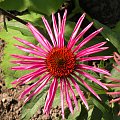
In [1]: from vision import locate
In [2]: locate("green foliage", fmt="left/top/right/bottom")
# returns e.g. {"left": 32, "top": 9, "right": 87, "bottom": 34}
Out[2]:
{"left": 93, "top": 19, "right": 120, "bottom": 53}
{"left": 66, "top": 101, "right": 81, "bottom": 120}
{"left": 21, "top": 85, "right": 49, "bottom": 120}
{"left": 0, "top": 0, "right": 65, "bottom": 16}
{"left": 0, "top": 27, "right": 36, "bottom": 88}
{"left": 0, "top": 0, "right": 29, "bottom": 12}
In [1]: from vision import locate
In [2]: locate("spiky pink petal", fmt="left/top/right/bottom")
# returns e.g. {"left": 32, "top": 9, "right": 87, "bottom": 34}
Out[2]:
{"left": 107, "top": 91, "right": 120, "bottom": 95}
{"left": 73, "top": 28, "right": 103, "bottom": 53}
{"left": 76, "top": 47, "right": 108, "bottom": 58}
{"left": 79, "top": 56, "right": 113, "bottom": 62}
{"left": 52, "top": 13, "right": 59, "bottom": 46}
{"left": 15, "top": 45, "right": 46, "bottom": 57}
{"left": 59, "top": 10, "right": 67, "bottom": 47}
{"left": 60, "top": 78, "right": 65, "bottom": 119}
{"left": 66, "top": 79, "right": 78, "bottom": 110}
{"left": 19, "top": 70, "right": 47, "bottom": 85}
{"left": 11, "top": 60, "right": 45, "bottom": 65}
{"left": 105, "top": 84, "right": 120, "bottom": 87}
{"left": 42, "top": 16, "right": 56, "bottom": 47}
{"left": 76, "top": 70, "right": 108, "bottom": 90}
{"left": 76, "top": 41, "right": 107, "bottom": 58}
{"left": 12, "top": 66, "right": 46, "bottom": 84}
{"left": 14, "top": 37, "right": 47, "bottom": 54}
{"left": 11, "top": 64, "right": 46, "bottom": 70}
{"left": 113, "top": 64, "right": 120, "bottom": 73}
{"left": 64, "top": 79, "right": 74, "bottom": 114}
{"left": 109, "top": 98, "right": 120, "bottom": 103}
{"left": 68, "top": 22, "right": 93, "bottom": 49}
{"left": 69, "top": 75, "right": 89, "bottom": 110}
{"left": 11, "top": 54, "right": 45, "bottom": 60}
{"left": 44, "top": 78, "right": 58, "bottom": 114}
{"left": 104, "top": 76, "right": 120, "bottom": 82}
{"left": 27, "top": 23, "right": 52, "bottom": 51}
{"left": 77, "top": 64, "right": 111, "bottom": 76}
{"left": 67, "top": 13, "right": 86, "bottom": 48}
{"left": 72, "top": 73, "right": 101, "bottom": 100}
{"left": 24, "top": 74, "right": 52, "bottom": 103}
{"left": 19, "top": 73, "right": 50, "bottom": 99}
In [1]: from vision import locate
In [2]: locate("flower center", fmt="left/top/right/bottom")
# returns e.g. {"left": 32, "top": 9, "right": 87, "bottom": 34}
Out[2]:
{"left": 46, "top": 47, "right": 75, "bottom": 77}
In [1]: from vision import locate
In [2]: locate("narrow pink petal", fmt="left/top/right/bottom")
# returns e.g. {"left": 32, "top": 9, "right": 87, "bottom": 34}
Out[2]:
{"left": 75, "top": 70, "right": 108, "bottom": 90}
{"left": 11, "top": 60, "right": 45, "bottom": 65}
{"left": 76, "top": 47, "right": 108, "bottom": 58}
{"left": 109, "top": 98, "right": 120, "bottom": 103}
{"left": 76, "top": 41, "right": 107, "bottom": 57}
{"left": 79, "top": 56, "right": 113, "bottom": 62}
{"left": 114, "top": 52, "right": 120, "bottom": 58}
{"left": 52, "top": 13, "right": 59, "bottom": 46}
{"left": 107, "top": 91, "right": 120, "bottom": 95}
{"left": 77, "top": 64, "right": 111, "bottom": 76}
{"left": 66, "top": 79, "right": 78, "bottom": 110}
{"left": 15, "top": 45, "right": 46, "bottom": 57}
{"left": 27, "top": 22, "right": 52, "bottom": 51}
{"left": 19, "top": 73, "right": 51, "bottom": 99}
{"left": 57, "top": 13, "right": 61, "bottom": 47}
{"left": 104, "top": 76, "right": 120, "bottom": 82}
{"left": 67, "top": 13, "right": 86, "bottom": 48}
{"left": 113, "top": 64, "right": 120, "bottom": 73}
{"left": 59, "top": 9, "right": 67, "bottom": 47}
{"left": 12, "top": 66, "right": 46, "bottom": 84}
{"left": 64, "top": 79, "right": 73, "bottom": 114}
{"left": 60, "top": 78, "right": 65, "bottom": 119}
{"left": 72, "top": 73, "right": 101, "bottom": 100}
{"left": 24, "top": 74, "right": 52, "bottom": 103}
{"left": 11, "top": 64, "right": 46, "bottom": 70}
{"left": 11, "top": 54, "right": 45, "bottom": 60}
{"left": 44, "top": 78, "right": 58, "bottom": 114}
{"left": 68, "top": 22, "right": 93, "bottom": 49}
{"left": 114, "top": 52, "right": 120, "bottom": 66}
{"left": 73, "top": 28, "right": 103, "bottom": 53}
{"left": 14, "top": 37, "right": 47, "bottom": 54}
{"left": 42, "top": 16, "right": 56, "bottom": 46}
{"left": 105, "top": 83, "right": 120, "bottom": 87}
{"left": 69, "top": 75, "right": 89, "bottom": 110}
{"left": 58, "top": 13, "right": 61, "bottom": 33}
{"left": 19, "top": 70, "right": 47, "bottom": 85}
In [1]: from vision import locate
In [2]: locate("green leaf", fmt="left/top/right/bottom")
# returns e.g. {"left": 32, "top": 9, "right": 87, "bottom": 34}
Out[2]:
{"left": 76, "top": 104, "right": 88, "bottom": 120}
{"left": 52, "top": 87, "right": 60, "bottom": 107}
{"left": 1, "top": 12, "right": 45, "bottom": 36}
{"left": 0, "top": 27, "right": 37, "bottom": 88}
{"left": 28, "top": 0, "right": 65, "bottom": 16}
{"left": 21, "top": 85, "right": 49, "bottom": 120}
{"left": 66, "top": 101, "right": 81, "bottom": 120}
{"left": 93, "top": 19, "right": 120, "bottom": 53}
{"left": 110, "top": 65, "right": 120, "bottom": 80}
{"left": 90, "top": 96, "right": 108, "bottom": 114}
{"left": 0, "top": 0, "right": 29, "bottom": 12}
{"left": 64, "top": 21, "right": 76, "bottom": 42}
{"left": 90, "top": 106, "right": 102, "bottom": 120}
{"left": 0, "top": 0, "right": 65, "bottom": 15}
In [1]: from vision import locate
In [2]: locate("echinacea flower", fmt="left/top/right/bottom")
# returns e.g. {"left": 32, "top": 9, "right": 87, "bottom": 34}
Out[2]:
{"left": 11, "top": 10, "right": 112, "bottom": 119}
{"left": 105, "top": 52, "right": 120, "bottom": 104}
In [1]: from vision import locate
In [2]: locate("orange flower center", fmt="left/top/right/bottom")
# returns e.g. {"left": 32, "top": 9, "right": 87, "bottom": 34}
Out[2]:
{"left": 46, "top": 47, "right": 75, "bottom": 77}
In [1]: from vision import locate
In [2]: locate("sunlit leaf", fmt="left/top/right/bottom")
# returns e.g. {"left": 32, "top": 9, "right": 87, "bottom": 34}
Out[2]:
{"left": 0, "top": 27, "right": 36, "bottom": 88}
{"left": 93, "top": 19, "right": 120, "bottom": 53}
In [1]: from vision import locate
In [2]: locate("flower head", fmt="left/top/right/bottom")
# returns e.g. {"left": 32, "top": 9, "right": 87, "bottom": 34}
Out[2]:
{"left": 11, "top": 10, "right": 112, "bottom": 119}
{"left": 105, "top": 52, "right": 120, "bottom": 103}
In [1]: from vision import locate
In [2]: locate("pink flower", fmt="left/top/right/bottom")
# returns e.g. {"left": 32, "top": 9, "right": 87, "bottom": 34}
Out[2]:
{"left": 11, "top": 10, "right": 112, "bottom": 119}
{"left": 105, "top": 52, "right": 120, "bottom": 104}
